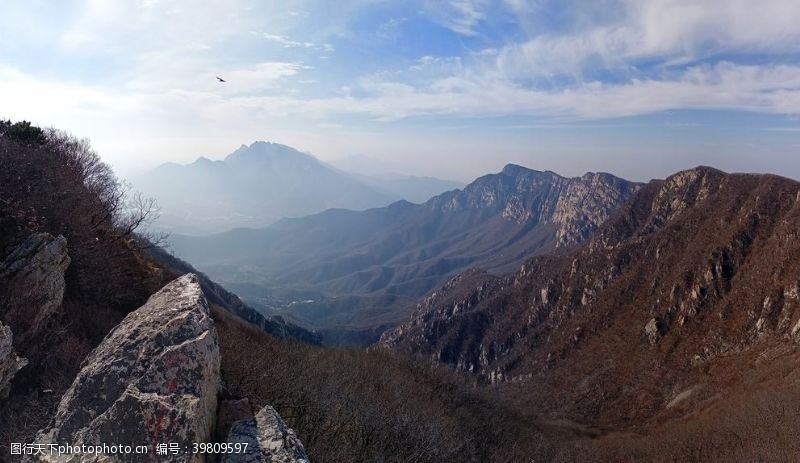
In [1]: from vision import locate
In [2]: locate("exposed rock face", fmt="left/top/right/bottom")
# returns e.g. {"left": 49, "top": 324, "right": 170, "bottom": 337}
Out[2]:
{"left": 0, "top": 321, "right": 27, "bottom": 399}
{"left": 0, "top": 233, "right": 70, "bottom": 332}
{"left": 428, "top": 166, "right": 640, "bottom": 249}
{"left": 222, "top": 405, "right": 310, "bottom": 463}
{"left": 379, "top": 269, "right": 503, "bottom": 352}
{"left": 32, "top": 274, "right": 220, "bottom": 462}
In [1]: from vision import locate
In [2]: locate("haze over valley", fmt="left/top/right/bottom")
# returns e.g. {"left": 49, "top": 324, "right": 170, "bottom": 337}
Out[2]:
{"left": 134, "top": 141, "right": 462, "bottom": 234}
{"left": 168, "top": 162, "right": 638, "bottom": 343}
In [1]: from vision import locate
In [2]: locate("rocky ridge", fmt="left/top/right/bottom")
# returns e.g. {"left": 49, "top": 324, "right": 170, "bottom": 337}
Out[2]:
{"left": 222, "top": 405, "right": 310, "bottom": 463}
{"left": 426, "top": 166, "right": 639, "bottom": 249}
{"left": 382, "top": 166, "right": 800, "bottom": 425}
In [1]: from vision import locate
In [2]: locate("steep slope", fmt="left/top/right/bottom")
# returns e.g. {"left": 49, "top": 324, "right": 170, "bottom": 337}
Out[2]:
{"left": 134, "top": 141, "right": 395, "bottom": 234}
{"left": 382, "top": 166, "right": 800, "bottom": 430}
{"left": 170, "top": 166, "right": 639, "bottom": 338}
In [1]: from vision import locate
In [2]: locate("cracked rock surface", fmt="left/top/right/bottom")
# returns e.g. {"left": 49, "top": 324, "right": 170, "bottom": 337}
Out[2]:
{"left": 222, "top": 405, "right": 310, "bottom": 463}
{"left": 0, "top": 232, "right": 70, "bottom": 333}
{"left": 31, "top": 274, "right": 220, "bottom": 462}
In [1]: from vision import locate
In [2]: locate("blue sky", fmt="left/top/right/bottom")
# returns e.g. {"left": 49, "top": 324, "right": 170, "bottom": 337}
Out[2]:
{"left": 2, "top": 0, "right": 800, "bottom": 181}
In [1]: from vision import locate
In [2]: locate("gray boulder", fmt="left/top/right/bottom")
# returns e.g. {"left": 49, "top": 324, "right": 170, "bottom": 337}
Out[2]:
{"left": 0, "top": 320, "right": 27, "bottom": 399}
{"left": 222, "top": 405, "right": 310, "bottom": 463}
{"left": 645, "top": 317, "right": 665, "bottom": 345}
{"left": 0, "top": 233, "right": 70, "bottom": 332}
{"left": 32, "top": 274, "right": 220, "bottom": 462}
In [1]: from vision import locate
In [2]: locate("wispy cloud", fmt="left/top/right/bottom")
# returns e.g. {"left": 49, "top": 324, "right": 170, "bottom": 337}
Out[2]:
{"left": 261, "top": 33, "right": 334, "bottom": 53}
{"left": 424, "top": 0, "right": 490, "bottom": 36}
{"left": 496, "top": 0, "right": 800, "bottom": 78}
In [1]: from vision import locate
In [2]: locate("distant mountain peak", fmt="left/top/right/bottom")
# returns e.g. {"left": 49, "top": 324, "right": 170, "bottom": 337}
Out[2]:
{"left": 193, "top": 156, "right": 218, "bottom": 165}
{"left": 224, "top": 141, "right": 317, "bottom": 165}
{"left": 135, "top": 141, "right": 395, "bottom": 234}
{"left": 500, "top": 164, "right": 538, "bottom": 176}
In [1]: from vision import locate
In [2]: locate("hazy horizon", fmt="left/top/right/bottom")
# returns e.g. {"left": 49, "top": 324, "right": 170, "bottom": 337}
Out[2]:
{"left": 3, "top": 1, "right": 800, "bottom": 182}
{"left": 123, "top": 138, "right": 800, "bottom": 186}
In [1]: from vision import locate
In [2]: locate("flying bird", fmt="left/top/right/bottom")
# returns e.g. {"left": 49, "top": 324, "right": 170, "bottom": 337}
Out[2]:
{"left": 216, "top": 76, "right": 226, "bottom": 83}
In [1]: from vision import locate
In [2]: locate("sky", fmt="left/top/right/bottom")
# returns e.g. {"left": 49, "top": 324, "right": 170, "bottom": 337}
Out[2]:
{"left": 2, "top": 0, "right": 800, "bottom": 182}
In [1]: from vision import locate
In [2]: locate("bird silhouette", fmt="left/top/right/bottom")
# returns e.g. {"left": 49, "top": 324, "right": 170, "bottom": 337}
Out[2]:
{"left": 216, "top": 76, "right": 226, "bottom": 83}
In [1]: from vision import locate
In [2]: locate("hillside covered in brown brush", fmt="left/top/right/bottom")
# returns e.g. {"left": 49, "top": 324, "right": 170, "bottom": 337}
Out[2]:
{"left": 383, "top": 166, "right": 800, "bottom": 459}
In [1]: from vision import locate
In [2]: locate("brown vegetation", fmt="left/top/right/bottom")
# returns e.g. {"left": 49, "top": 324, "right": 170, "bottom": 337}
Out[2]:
{"left": 213, "top": 305, "right": 572, "bottom": 463}
{"left": 0, "top": 121, "right": 172, "bottom": 455}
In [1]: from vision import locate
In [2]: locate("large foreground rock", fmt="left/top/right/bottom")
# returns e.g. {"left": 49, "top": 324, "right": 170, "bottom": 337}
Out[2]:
{"left": 0, "top": 232, "right": 70, "bottom": 332}
{"left": 0, "top": 320, "right": 27, "bottom": 398}
{"left": 222, "top": 405, "right": 310, "bottom": 463}
{"left": 32, "top": 274, "right": 220, "bottom": 462}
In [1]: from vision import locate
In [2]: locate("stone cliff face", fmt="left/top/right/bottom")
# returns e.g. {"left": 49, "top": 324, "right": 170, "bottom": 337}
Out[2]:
{"left": 426, "top": 166, "right": 640, "bottom": 249}
{"left": 379, "top": 269, "right": 502, "bottom": 352}
{"left": 0, "top": 233, "right": 70, "bottom": 334}
{"left": 0, "top": 232, "right": 68, "bottom": 401}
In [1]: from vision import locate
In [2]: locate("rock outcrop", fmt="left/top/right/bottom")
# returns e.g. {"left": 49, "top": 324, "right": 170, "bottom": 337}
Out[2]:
{"left": 32, "top": 274, "right": 220, "bottom": 462}
{"left": 0, "top": 320, "right": 27, "bottom": 399}
{"left": 0, "top": 233, "right": 70, "bottom": 332}
{"left": 222, "top": 405, "right": 310, "bottom": 463}
{"left": 644, "top": 318, "right": 664, "bottom": 345}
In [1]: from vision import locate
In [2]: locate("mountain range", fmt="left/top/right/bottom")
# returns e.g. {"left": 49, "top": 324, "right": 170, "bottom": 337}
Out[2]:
{"left": 169, "top": 164, "right": 639, "bottom": 343}
{"left": 381, "top": 166, "right": 800, "bottom": 432}
{"left": 134, "top": 142, "right": 461, "bottom": 234}
{"left": 7, "top": 121, "right": 800, "bottom": 461}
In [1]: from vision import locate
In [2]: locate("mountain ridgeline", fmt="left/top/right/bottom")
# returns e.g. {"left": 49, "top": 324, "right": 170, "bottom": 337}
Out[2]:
{"left": 170, "top": 165, "right": 640, "bottom": 343}
{"left": 135, "top": 141, "right": 462, "bottom": 234}
{"left": 382, "top": 167, "right": 800, "bottom": 441}
{"left": 135, "top": 142, "right": 395, "bottom": 234}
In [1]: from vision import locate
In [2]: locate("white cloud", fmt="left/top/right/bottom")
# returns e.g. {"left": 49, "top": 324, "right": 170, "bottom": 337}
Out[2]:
{"left": 262, "top": 33, "right": 316, "bottom": 49}
{"left": 222, "top": 62, "right": 308, "bottom": 92}
{"left": 496, "top": 0, "right": 800, "bottom": 78}
{"left": 260, "top": 62, "right": 800, "bottom": 121}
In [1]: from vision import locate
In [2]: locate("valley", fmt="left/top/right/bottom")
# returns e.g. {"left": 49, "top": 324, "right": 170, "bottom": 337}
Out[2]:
{"left": 2, "top": 122, "right": 800, "bottom": 462}
{"left": 169, "top": 164, "right": 639, "bottom": 344}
